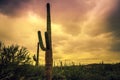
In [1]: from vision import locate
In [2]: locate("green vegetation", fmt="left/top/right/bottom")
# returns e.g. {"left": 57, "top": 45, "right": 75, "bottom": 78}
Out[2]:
{"left": 53, "top": 63, "right": 120, "bottom": 80}
{"left": 0, "top": 41, "right": 120, "bottom": 80}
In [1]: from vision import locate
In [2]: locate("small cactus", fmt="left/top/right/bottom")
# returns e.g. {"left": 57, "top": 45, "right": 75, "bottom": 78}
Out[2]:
{"left": 33, "top": 42, "right": 40, "bottom": 66}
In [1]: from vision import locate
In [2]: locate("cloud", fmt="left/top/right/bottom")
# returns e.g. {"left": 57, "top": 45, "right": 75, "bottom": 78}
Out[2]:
{"left": 0, "top": 0, "right": 120, "bottom": 64}
{"left": 110, "top": 40, "right": 120, "bottom": 52}
{"left": 107, "top": 0, "right": 120, "bottom": 52}
{"left": 0, "top": 0, "right": 32, "bottom": 17}
{"left": 50, "top": 0, "right": 96, "bottom": 35}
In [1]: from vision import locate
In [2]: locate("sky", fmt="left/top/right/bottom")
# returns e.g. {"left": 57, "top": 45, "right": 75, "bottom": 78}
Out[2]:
{"left": 0, "top": 0, "right": 120, "bottom": 64}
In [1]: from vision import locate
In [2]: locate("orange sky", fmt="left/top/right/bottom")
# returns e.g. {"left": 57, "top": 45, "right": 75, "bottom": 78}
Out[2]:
{"left": 0, "top": 0, "right": 120, "bottom": 64}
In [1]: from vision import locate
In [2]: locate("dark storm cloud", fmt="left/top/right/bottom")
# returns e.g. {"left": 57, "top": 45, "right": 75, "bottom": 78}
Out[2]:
{"left": 110, "top": 40, "right": 120, "bottom": 52}
{"left": 0, "top": 0, "right": 32, "bottom": 16}
{"left": 107, "top": 0, "right": 120, "bottom": 52}
{"left": 0, "top": 0, "right": 98, "bottom": 45}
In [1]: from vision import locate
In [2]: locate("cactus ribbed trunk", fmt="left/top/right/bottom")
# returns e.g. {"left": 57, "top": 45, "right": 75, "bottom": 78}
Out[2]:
{"left": 38, "top": 3, "right": 53, "bottom": 80}
{"left": 46, "top": 3, "right": 53, "bottom": 80}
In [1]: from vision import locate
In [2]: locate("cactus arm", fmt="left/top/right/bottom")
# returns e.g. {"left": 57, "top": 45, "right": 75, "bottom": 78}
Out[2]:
{"left": 45, "top": 32, "right": 50, "bottom": 50}
{"left": 36, "top": 42, "right": 40, "bottom": 66}
{"left": 38, "top": 31, "right": 46, "bottom": 51}
{"left": 33, "top": 55, "right": 37, "bottom": 61}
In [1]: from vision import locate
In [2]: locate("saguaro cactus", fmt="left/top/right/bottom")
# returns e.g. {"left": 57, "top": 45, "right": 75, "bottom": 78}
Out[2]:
{"left": 38, "top": 3, "right": 53, "bottom": 80}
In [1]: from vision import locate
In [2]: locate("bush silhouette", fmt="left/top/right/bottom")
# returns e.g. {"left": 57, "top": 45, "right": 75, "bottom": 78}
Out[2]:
{"left": 0, "top": 41, "right": 31, "bottom": 80}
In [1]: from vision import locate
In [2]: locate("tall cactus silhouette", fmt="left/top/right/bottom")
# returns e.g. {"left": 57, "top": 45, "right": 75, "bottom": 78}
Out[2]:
{"left": 38, "top": 3, "right": 53, "bottom": 80}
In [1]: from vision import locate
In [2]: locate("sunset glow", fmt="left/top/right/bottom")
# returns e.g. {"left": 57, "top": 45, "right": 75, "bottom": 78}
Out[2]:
{"left": 27, "top": 11, "right": 40, "bottom": 23}
{"left": 0, "top": 0, "right": 120, "bottom": 65}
